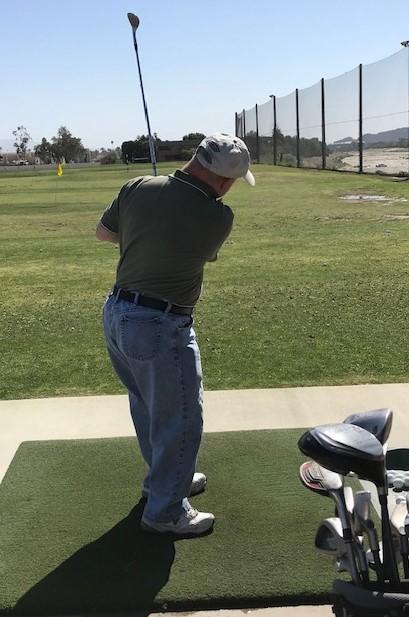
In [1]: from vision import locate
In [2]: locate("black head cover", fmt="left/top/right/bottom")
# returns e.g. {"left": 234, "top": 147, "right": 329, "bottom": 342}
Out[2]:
{"left": 343, "top": 408, "right": 393, "bottom": 446}
{"left": 298, "top": 423, "right": 385, "bottom": 486}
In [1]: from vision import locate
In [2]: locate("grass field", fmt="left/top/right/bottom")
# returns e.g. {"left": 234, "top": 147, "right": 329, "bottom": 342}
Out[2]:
{"left": 1, "top": 163, "right": 409, "bottom": 400}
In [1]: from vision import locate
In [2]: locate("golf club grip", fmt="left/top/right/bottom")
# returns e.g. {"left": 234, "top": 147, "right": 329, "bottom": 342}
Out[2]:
{"left": 380, "top": 496, "right": 400, "bottom": 584}
{"left": 342, "top": 528, "right": 361, "bottom": 584}
{"left": 352, "top": 536, "right": 370, "bottom": 584}
{"left": 372, "top": 549, "right": 384, "bottom": 583}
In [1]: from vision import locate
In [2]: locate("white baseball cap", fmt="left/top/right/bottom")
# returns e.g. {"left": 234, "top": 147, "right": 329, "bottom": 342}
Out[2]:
{"left": 195, "top": 133, "right": 255, "bottom": 186}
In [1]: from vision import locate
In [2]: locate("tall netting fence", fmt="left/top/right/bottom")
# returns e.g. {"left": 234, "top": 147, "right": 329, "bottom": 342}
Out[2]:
{"left": 258, "top": 99, "right": 274, "bottom": 162}
{"left": 299, "top": 80, "right": 324, "bottom": 169}
{"left": 362, "top": 49, "right": 409, "bottom": 176}
{"left": 276, "top": 91, "right": 297, "bottom": 166}
{"left": 243, "top": 105, "right": 258, "bottom": 161}
{"left": 325, "top": 66, "right": 360, "bottom": 171}
{"left": 237, "top": 47, "right": 409, "bottom": 176}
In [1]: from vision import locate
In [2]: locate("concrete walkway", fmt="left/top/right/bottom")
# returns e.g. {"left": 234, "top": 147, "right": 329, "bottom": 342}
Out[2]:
{"left": 2, "top": 382, "right": 409, "bottom": 617}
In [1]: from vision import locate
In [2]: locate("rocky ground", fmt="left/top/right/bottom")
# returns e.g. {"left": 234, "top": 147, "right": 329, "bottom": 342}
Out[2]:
{"left": 342, "top": 147, "right": 409, "bottom": 175}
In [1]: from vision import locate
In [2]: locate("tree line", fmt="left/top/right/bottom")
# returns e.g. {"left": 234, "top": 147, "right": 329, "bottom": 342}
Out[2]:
{"left": 4, "top": 127, "right": 207, "bottom": 165}
{"left": 120, "top": 133, "right": 205, "bottom": 163}
{"left": 6, "top": 125, "right": 87, "bottom": 164}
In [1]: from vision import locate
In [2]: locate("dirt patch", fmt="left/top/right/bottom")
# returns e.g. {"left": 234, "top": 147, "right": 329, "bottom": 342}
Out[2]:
{"left": 341, "top": 147, "right": 409, "bottom": 175}
{"left": 383, "top": 214, "right": 409, "bottom": 220}
{"left": 340, "top": 194, "right": 408, "bottom": 203}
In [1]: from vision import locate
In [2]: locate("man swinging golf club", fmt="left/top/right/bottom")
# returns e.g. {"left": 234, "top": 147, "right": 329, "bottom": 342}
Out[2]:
{"left": 97, "top": 133, "right": 255, "bottom": 536}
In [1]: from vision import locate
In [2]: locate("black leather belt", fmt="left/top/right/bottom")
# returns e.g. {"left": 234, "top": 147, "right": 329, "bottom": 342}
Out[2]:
{"left": 112, "top": 286, "right": 193, "bottom": 316}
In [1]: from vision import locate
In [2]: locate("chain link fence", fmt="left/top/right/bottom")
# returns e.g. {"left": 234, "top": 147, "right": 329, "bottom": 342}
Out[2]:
{"left": 236, "top": 48, "right": 409, "bottom": 176}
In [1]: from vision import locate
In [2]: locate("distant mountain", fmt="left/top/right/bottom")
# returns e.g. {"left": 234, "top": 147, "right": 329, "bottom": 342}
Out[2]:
{"left": 331, "top": 127, "right": 408, "bottom": 148}
{"left": 363, "top": 127, "right": 408, "bottom": 145}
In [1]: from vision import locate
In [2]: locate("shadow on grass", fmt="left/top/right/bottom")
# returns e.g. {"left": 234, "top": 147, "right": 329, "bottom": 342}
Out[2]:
{"left": 12, "top": 499, "right": 175, "bottom": 616}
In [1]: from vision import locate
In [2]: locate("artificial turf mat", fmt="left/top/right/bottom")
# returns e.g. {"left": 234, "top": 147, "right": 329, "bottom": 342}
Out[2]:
{"left": 0, "top": 429, "right": 345, "bottom": 615}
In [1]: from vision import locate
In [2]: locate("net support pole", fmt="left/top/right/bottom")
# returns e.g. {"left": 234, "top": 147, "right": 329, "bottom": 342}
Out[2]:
{"left": 359, "top": 63, "right": 363, "bottom": 174}
{"left": 273, "top": 95, "right": 277, "bottom": 166}
{"left": 321, "top": 78, "right": 326, "bottom": 170}
{"left": 255, "top": 103, "right": 260, "bottom": 164}
{"left": 243, "top": 108, "right": 246, "bottom": 140}
{"left": 407, "top": 47, "right": 409, "bottom": 176}
{"left": 296, "top": 88, "right": 300, "bottom": 168}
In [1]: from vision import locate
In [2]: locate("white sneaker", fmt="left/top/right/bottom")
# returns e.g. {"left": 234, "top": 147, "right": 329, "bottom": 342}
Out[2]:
{"left": 142, "top": 472, "right": 207, "bottom": 499}
{"left": 141, "top": 507, "right": 215, "bottom": 536}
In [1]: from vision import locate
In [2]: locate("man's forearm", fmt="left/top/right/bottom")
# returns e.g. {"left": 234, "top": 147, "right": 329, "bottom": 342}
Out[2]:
{"left": 96, "top": 221, "right": 119, "bottom": 243}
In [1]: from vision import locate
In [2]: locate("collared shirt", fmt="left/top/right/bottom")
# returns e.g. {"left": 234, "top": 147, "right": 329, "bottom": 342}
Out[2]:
{"left": 100, "top": 170, "right": 234, "bottom": 307}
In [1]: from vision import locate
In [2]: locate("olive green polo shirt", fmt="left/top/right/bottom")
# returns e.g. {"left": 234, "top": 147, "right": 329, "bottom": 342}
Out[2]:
{"left": 100, "top": 170, "right": 234, "bottom": 307}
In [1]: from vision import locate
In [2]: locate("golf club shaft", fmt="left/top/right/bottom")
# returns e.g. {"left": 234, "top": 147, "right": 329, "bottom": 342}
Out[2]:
{"left": 131, "top": 32, "right": 157, "bottom": 176}
{"left": 405, "top": 524, "right": 409, "bottom": 580}
{"left": 333, "top": 492, "right": 361, "bottom": 584}
{"left": 350, "top": 529, "right": 370, "bottom": 585}
{"left": 368, "top": 529, "right": 384, "bottom": 583}
{"left": 379, "top": 493, "right": 400, "bottom": 584}
{"left": 399, "top": 535, "right": 409, "bottom": 578}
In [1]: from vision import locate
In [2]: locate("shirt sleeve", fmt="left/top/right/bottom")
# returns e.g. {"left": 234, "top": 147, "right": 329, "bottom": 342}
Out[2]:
{"left": 208, "top": 204, "right": 234, "bottom": 262}
{"left": 100, "top": 196, "right": 119, "bottom": 233}
{"left": 99, "top": 176, "right": 147, "bottom": 234}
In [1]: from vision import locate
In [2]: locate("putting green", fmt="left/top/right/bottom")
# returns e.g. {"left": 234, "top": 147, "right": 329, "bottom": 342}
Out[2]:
{"left": 0, "top": 429, "right": 346, "bottom": 615}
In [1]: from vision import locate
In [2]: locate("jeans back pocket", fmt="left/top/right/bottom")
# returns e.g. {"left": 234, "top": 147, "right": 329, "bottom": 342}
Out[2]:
{"left": 119, "top": 311, "right": 163, "bottom": 361}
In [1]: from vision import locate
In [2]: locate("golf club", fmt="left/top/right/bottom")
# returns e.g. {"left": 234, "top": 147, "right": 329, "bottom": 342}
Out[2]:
{"left": 353, "top": 490, "right": 383, "bottom": 583}
{"left": 300, "top": 461, "right": 366, "bottom": 584}
{"left": 343, "top": 408, "right": 393, "bottom": 454}
{"left": 391, "top": 496, "right": 409, "bottom": 578}
{"left": 315, "top": 517, "right": 345, "bottom": 555}
{"left": 127, "top": 12, "right": 157, "bottom": 176}
{"left": 298, "top": 423, "right": 400, "bottom": 584}
{"left": 300, "top": 460, "right": 353, "bottom": 514}
{"left": 315, "top": 518, "right": 351, "bottom": 575}
{"left": 343, "top": 486, "right": 354, "bottom": 518}
{"left": 315, "top": 517, "right": 368, "bottom": 583}
{"left": 404, "top": 492, "right": 409, "bottom": 580}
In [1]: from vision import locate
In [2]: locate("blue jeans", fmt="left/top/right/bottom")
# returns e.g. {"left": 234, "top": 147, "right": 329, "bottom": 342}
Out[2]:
{"left": 102, "top": 293, "right": 203, "bottom": 523}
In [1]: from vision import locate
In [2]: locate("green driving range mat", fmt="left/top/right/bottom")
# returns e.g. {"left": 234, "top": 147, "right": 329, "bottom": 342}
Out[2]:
{"left": 0, "top": 429, "right": 344, "bottom": 615}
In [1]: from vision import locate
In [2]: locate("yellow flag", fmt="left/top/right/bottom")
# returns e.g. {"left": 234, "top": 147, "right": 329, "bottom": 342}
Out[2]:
{"left": 57, "top": 163, "right": 63, "bottom": 176}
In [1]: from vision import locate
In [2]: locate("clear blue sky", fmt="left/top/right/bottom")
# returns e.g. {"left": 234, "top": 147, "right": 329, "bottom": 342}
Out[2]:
{"left": 1, "top": 0, "right": 408, "bottom": 149}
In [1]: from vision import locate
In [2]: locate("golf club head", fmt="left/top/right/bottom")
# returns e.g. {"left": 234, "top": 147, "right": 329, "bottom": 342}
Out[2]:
{"left": 390, "top": 497, "right": 407, "bottom": 536}
{"left": 127, "top": 13, "right": 140, "bottom": 32}
{"left": 344, "top": 486, "right": 354, "bottom": 516}
{"left": 353, "top": 490, "right": 372, "bottom": 535}
{"left": 404, "top": 510, "right": 409, "bottom": 534}
{"left": 343, "top": 408, "right": 393, "bottom": 447}
{"left": 298, "top": 423, "right": 385, "bottom": 487}
{"left": 315, "top": 517, "right": 345, "bottom": 555}
{"left": 334, "top": 486, "right": 354, "bottom": 519}
{"left": 299, "top": 460, "right": 343, "bottom": 496}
